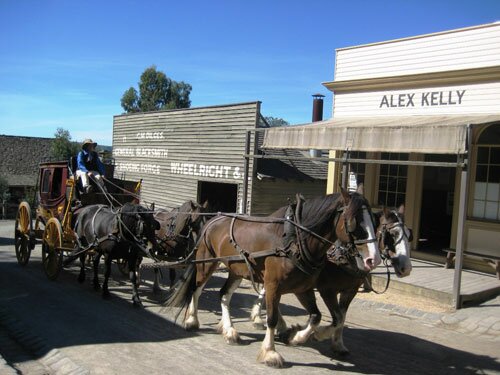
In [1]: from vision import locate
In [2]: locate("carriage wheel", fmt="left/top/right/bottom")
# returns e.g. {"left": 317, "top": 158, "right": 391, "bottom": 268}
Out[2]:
{"left": 14, "top": 202, "right": 32, "bottom": 266}
{"left": 116, "top": 258, "right": 129, "bottom": 276}
{"left": 42, "top": 218, "right": 63, "bottom": 280}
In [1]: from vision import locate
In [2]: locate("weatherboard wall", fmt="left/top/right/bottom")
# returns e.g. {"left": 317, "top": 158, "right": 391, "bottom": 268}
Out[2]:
{"left": 112, "top": 102, "right": 259, "bottom": 212}
{"left": 335, "top": 23, "right": 500, "bottom": 81}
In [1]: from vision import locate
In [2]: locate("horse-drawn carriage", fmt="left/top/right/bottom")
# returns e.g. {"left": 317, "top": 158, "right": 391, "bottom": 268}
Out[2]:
{"left": 14, "top": 162, "right": 414, "bottom": 367}
{"left": 13, "top": 159, "right": 141, "bottom": 280}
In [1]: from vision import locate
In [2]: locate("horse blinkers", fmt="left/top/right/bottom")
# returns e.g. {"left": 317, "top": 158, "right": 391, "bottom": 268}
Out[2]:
{"left": 346, "top": 216, "right": 356, "bottom": 233}
{"left": 135, "top": 214, "right": 144, "bottom": 237}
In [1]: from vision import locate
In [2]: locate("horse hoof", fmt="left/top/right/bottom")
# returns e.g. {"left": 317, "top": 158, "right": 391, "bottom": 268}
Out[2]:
{"left": 332, "top": 344, "right": 350, "bottom": 356}
{"left": 77, "top": 274, "right": 85, "bottom": 283}
{"left": 93, "top": 283, "right": 101, "bottom": 291}
{"left": 185, "top": 317, "right": 199, "bottom": 331}
{"left": 257, "top": 349, "right": 284, "bottom": 368}
{"left": 280, "top": 324, "right": 302, "bottom": 345}
{"left": 102, "top": 291, "right": 111, "bottom": 299}
{"left": 222, "top": 328, "right": 240, "bottom": 345}
{"left": 133, "top": 300, "right": 144, "bottom": 308}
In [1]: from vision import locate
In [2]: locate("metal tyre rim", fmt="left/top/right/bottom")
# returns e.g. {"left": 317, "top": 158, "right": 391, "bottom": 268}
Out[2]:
{"left": 14, "top": 202, "right": 32, "bottom": 266}
{"left": 42, "top": 218, "right": 63, "bottom": 280}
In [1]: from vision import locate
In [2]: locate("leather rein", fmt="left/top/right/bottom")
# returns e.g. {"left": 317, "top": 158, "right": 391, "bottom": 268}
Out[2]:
{"left": 190, "top": 202, "right": 373, "bottom": 293}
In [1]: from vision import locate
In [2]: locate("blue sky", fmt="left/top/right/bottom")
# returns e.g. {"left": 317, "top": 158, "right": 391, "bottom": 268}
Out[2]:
{"left": 1, "top": 0, "right": 499, "bottom": 146}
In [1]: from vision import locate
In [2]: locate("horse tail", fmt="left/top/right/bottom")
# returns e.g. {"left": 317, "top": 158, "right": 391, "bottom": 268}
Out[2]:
{"left": 164, "top": 262, "right": 197, "bottom": 321}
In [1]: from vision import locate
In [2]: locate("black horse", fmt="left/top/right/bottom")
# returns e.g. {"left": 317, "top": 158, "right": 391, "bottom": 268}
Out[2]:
{"left": 152, "top": 200, "right": 210, "bottom": 290}
{"left": 72, "top": 202, "right": 160, "bottom": 306}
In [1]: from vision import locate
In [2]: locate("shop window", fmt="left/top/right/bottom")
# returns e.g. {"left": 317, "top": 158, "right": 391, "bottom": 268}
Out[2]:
{"left": 473, "top": 125, "right": 500, "bottom": 220}
{"left": 377, "top": 153, "right": 409, "bottom": 207}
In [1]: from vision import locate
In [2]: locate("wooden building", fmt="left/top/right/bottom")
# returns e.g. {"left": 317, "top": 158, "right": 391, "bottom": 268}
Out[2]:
{"left": 262, "top": 23, "right": 500, "bottom": 306}
{"left": 112, "top": 102, "right": 326, "bottom": 215}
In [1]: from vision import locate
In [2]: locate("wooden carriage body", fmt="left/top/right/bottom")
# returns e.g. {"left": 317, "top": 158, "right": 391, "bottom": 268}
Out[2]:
{"left": 14, "top": 159, "right": 141, "bottom": 280}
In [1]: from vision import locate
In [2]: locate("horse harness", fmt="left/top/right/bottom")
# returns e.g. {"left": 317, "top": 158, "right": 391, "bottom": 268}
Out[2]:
{"left": 377, "top": 211, "right": 412, "bottom": 261}
{"left": 191, "top": 195, "right": 373, "bottom": 293}
{"left": 72, "top": 205, "right": 150, "bottom": 258}
{"left": 363, "top": 210, "right": 413, "bottom": 294}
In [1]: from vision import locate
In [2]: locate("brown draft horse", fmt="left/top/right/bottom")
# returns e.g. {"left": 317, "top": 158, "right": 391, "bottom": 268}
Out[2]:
{"left": 152, "top": 200, "right": 210, "bottom": 291}
{"left": 165, "top": 187, "right": 380, "bottom": 368}
{"left": 250, "top": 205, "right": 413, "bottom": 354}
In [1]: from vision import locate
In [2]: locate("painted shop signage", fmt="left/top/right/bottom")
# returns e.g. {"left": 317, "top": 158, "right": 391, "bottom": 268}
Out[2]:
{"left": 170, "top": 162, "right": 242, "bottom": 180}
{"left": 379, "top": 90, "right": 466, "bottom": 108}
{"left": 116, "top": 162, "right": 161, "bottom": 175}
{"left": 114, "top": 147, "right": 169, "bottom": 158}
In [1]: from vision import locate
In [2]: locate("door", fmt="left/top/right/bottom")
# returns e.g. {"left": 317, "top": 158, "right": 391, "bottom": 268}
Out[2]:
{"left": 198, "top": 181, "right": 238, "bottom": 213}
{"left": 418, "top": 156, "right": 456, "bottom": 254}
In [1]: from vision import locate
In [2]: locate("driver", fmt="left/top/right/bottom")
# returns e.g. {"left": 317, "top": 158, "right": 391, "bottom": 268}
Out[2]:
{"left": 76, "top": 139, "right": 106, "bottom": 193}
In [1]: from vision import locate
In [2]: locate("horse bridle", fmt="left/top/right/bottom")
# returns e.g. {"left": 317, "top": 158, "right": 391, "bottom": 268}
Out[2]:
{"left": 338, "top": 205, "right": 378, "bottom": 247}
{"left": 377, "top": 211, "right": 412, "bottom": 260}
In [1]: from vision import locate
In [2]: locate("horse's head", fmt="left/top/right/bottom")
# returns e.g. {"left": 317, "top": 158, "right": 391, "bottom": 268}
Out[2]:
{"left": 187, "top": 200, "right": 211, "bottom": 239}
{"left": 175, "top": 200, "right": 211, "bottom": 240}
{"left": 121, "top": 203, "right": 160, "bottom": 250}
{"left": 376, "top": 205, "right": 413, "bottom": 277}
{"left": 336, "top": 185, "right": 381, "bottom": 272}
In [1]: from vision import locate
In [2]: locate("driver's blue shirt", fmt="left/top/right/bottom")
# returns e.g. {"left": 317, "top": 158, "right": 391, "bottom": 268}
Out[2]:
{"left": 77, "top": 149, "right": 105, "bottom": 175}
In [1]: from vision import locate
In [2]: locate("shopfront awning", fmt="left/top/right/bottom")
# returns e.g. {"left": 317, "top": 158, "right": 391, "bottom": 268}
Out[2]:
{"left": 262, "top": 114, "right": 500, "bottom": 154}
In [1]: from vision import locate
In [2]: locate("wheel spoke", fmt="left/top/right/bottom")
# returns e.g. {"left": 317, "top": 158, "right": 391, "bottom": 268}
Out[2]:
{"left": 42, "top": 218, "right": 62, "bottom": 280}
{"left": 14, "top": 203, "right": 32, "bottom": 266}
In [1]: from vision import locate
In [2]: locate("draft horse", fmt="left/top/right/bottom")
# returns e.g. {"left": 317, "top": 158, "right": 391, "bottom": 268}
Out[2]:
{"left": 72, "top": 202, "right": 160, "bottom": 307}
{"left": 152, "top": 200, "right": 210, "bottom": 291}
{"left": 250, "top": 204, "right": 413, "bottom": 355}
{"left": 165, "top": 187, "right": 380, "bottom": 368}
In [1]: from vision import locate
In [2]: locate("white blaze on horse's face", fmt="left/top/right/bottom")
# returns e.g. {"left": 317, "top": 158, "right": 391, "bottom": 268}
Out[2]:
{"left": 389, "top": 222, "right": 412, "bottom": 277}
{"left": 360, "top": 206, "right": 381, "bottom": 271}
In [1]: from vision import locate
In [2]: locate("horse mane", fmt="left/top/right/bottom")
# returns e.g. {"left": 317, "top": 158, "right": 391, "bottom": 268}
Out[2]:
{"left": 343, "top": 192, "right": 370, "bottom": 221}
{"left": 299, "top": 191, "right": 368, "bottom": 233}
{"left": 299, "top": 193, "right": 343, "bottom": 232}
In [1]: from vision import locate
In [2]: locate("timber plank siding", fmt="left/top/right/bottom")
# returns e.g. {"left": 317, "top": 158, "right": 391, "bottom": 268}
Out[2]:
{"left": 112, "top": 102, "right": 259, "bottom": 212}
{"left": 335, "top": 23, "right": 500, "bottom": 81}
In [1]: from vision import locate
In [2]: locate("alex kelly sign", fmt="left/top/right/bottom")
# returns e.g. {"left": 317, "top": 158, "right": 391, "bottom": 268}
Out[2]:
{"left": 379, "top": 90, "right": 466, "bottom": 108}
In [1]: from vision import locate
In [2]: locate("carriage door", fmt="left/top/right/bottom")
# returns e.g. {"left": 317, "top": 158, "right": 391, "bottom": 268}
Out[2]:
{"left": 198, "top": 181, "right": 238, "bottom": 213}
{"left": 40, "top": 169, "right": 52, "bottom": 202}
{"left": 418, "top": 154, "right": 456, "bottom": 254}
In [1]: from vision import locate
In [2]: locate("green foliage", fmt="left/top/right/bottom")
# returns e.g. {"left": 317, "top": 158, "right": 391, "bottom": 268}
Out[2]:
{"left": 51, "top": 128, "right": 79, "bottom": 161}
{"left": 121, "top": 65, "right": 192, "bottom": 113}
{"left": 121, "top": 87, "right": 140, "bottom": 113}
{"left": 264, "top": 116, "right": 289, "bottom": 127}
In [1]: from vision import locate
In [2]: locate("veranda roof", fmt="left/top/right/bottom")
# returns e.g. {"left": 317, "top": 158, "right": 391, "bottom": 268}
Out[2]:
{"left": 262, "top": 114, "right": 500, "bottom": 154}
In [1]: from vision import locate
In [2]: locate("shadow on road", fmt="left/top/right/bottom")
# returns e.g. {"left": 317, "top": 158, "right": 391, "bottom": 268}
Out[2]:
{"left": 0, "top": 243, "right": 499, "bottom": 373}
{"left": 0, "top": 236, "right": 15, "bottom": 246}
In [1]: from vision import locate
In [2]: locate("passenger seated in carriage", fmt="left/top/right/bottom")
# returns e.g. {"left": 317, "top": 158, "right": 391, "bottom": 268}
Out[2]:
{"left": 76, "top": 139, "right": 106, "bottom": 194}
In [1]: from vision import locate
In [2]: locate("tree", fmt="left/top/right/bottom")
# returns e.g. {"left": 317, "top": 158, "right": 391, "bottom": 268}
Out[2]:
{"left": 264, "top": 116, "right": 289, "bottom": 127}
{"left": 121, "top": 65, "right": 192, "bottom": 113}
{"left": 121, "top": 87, "right": 139, "bottom": 113}
{"left": 51, "top": 128, "right": 79, "bottom": 161}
